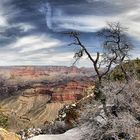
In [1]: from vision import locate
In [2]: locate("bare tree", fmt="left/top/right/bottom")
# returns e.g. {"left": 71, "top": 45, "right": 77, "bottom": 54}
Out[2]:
{"left": 66, "top": 22, "right": 133, "bottom": 116}
{"left": 98, "top": 22, "right": 133, "bottom": 82}
{"left": 66, "top": 22, "right": 133, "bottom": 85}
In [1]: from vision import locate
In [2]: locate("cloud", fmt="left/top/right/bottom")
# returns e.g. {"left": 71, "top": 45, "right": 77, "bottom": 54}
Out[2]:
{"left": 10, "top": 34, "right": 64, "bottom": 52}
{"left": 0, "top": 15, "right": 8, "bottom": 27}
{"left": 53, "top": 15, "right": 119, "bottom": 32}
{"left": 0, "top": 31, "right": 96, "bottom": 67}
{"left": 0, "top": 0, "right": 36, "bottom": 47}
{"left": 118, "top": 4, "right": 140, "bottom": 40}
{"left": 0, "top": 0, "right": 140, "bottom": 66}
{"left": 44, "top": 0, "right": 140, "bottom": 41}
{"left": 0, "top": 1, "right": 10, "bottom": 27}
{"left": 0, "top": 0, "right": 21, "bottom": 27}
{"left": 0, "top": 50, "right": 94, "bottom": 67}
{"left": 14, "top": 23, "right": 35, "bottom": 32}
{"left": 45, "top": 2, "right": 53, "bottom": 30}
{"left": 0, "top": 33, "right": 68, "bottom": 66}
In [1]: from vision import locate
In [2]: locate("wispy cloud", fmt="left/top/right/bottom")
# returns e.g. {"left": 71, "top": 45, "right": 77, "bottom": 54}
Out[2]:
{"left": 10, "top": 34, "right": 63, "bottom": 53}
{"left": 0, "top": 33, "right": 67, "bottom": 66}
{"left": 14, "top": 23, "right": 35, "bottom": 32}
{"left": 44, "top": 0, "right": 140, "bottom": 40}
{"left": 0, "top": 0, "right": 140, "bottom": 66}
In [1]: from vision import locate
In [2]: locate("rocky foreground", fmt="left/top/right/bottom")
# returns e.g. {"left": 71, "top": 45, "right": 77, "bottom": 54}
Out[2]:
{"left": 28, "top": 80, "right": 140, "bottom": 140}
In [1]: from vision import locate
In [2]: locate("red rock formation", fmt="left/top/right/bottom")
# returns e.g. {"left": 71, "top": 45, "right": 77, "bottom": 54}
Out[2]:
{"left": 52, "top": 80, "right": 93, "bottom": 102}
{"left": 0, "top": 66, "right": 93, "bottom": 79}
{"left": 20, "top": 79, "right": 93, "bottom": 102}
{"left": 22, "top": 79, "right": 93, "bottom": 102}
{"left": 9, "top": 67, "right": 47, "bottom": 78}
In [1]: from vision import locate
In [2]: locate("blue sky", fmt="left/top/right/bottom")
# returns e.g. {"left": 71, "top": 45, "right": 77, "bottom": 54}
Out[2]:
{"left": 0, "top": 0, "right": 140, "bottom": 67}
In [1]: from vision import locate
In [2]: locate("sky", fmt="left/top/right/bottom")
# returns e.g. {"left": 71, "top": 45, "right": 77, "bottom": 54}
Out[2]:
{"left": 0, "top": 0, "right": 140, "bottom": 67}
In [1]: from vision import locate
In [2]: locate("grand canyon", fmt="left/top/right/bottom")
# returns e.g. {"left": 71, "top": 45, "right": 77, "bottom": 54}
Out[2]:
{"left": 0, "top": 66, "right": 94, "bottom": 131}
{"left": 0, "top": 0, "right": 140, "bottom": 139}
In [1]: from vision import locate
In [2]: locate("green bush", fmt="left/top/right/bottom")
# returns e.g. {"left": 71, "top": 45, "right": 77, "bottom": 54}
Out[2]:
{"left": 109, "top": 59, "right": 140, "bottom": 81}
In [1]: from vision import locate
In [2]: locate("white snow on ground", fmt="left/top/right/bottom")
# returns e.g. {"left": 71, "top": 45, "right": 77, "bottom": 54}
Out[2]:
{"left": 28, "top": 126, "right": 88, "bottom": 140}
